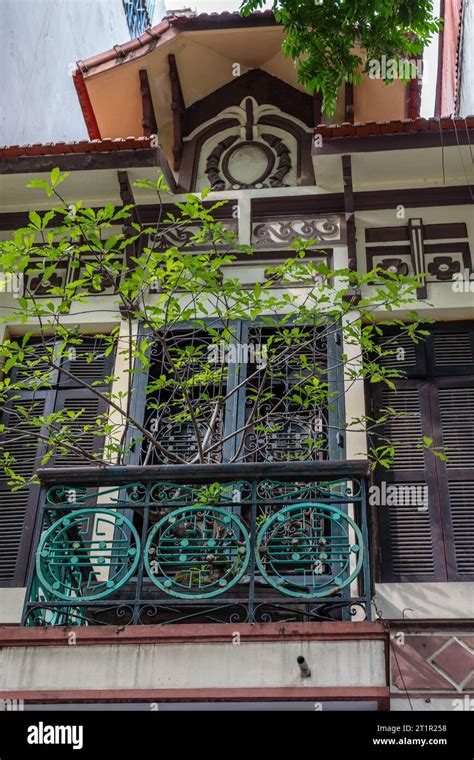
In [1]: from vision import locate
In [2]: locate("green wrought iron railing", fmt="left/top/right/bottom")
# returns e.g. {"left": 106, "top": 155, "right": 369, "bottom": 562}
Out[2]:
{"left": 22, "top": 461, "right": 372, "bottom": 626}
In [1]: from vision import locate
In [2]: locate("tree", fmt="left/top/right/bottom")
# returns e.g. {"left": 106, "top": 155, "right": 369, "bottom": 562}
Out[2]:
{"left": 240, "top": 0, "right": 441, "bottom": 115}
{"left": 0, "top": 169, "right": 437, "bottom": 491}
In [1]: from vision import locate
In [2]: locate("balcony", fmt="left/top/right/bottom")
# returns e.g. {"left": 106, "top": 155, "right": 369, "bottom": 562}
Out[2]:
{"left": 23, "top": 461, "right": 372, "bottom": 627}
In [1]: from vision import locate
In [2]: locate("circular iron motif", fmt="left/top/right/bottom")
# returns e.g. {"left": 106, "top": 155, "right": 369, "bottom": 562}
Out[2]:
{"left": 255, "top": 502, "right": 364, "bottom": 599}
{"left": 36, "top": 509, "right": 141, "bottom": 601}
{"left": 144, "top": 506, "right": 250, "bottom": 598}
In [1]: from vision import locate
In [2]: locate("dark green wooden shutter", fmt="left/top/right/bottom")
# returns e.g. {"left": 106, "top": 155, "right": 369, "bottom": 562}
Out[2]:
{"left": 371, "top": 379, "right": 446, "bottom": 581}
{"left": 371, "top": 322, "right": 474, "bottom": 582}
{"left": 428, "top": 383, "right": 474, "bottom": 580}
{"left": 427, "top": 324, "right": 474, "bottom": 580}
{"left": 51, "top": 389, "right": 109, "bottom": 467}
{"left": 374, "top": 327, "right": 426, "bottom": 377}
{"left": 60, "top": 336, "right": 115, "bottom": 386}
{"left": 0, "top": 337, "right": 114, "bottom": 586}
{"left": 0, "top": 392, "right": 53, "bottom": 585}
{"left": 426, "top": 325, "right": 474, "bottom": 376}
{"left": 52, "top": 337, "right": 114, "bottom": 467}
{"left": 8, "top": 337, "right": 59, "bottom": 388}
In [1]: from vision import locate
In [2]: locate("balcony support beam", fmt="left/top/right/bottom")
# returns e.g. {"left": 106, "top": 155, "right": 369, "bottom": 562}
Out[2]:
{"left": 36, "top": 459, "right": 370, "bottom": 486}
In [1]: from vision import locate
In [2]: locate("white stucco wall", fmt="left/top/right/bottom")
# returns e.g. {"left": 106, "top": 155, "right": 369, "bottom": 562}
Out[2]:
{"left": 0, "top": 639, "right": 386, "bottom": 691}
{"left": 1, "top": 0, "right": 162, "bottom": 145}
{"left": 375, "top": 583, "right": 474, "bottom": 620}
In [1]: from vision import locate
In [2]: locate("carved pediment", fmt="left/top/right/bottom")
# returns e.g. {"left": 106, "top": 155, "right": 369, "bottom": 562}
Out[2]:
{"left": 180, "top": 71, "right": 315, "bottom": 191}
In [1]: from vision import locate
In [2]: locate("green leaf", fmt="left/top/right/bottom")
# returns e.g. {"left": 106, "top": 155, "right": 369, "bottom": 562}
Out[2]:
{"left": 28, "top": 211, "right": 42, "bottom": 229}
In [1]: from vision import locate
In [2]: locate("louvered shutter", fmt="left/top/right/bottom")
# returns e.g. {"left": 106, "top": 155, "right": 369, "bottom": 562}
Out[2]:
{"left": 425, "top": 324, "right": 474, "bottom": 579}
{"left": 375, "top": 328, "right": 426, "bottom": 377}
{"left": 371, "top": 380, "right": 446, "bottom": 581}
{"left": 0, "top": 392, "right": 54, "bottom": 585}
{"left": 8, "top": 337, "right": 59, "bottom": 388}
{"left": 51, "top": 389, "right": 109, "bottom": 467}
{"left": 52, "top": 337, "right": 113, "bottom": 467}
{"left": 427, "top": 351, "right": 474, "bottom": 580}
{"left": 0, "top": 336, "right": 115, "bottom": 586}
{"left": 59, "top": 336, "right": 115, "bottom": 387}
{"left": 426, "top": 325, "right": 474, "bottom": 377}
{"left": 371, "top": 322, "right": 474, "bottom": 582}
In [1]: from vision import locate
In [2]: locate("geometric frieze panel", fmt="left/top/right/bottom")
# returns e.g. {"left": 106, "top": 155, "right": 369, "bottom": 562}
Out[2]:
{"left": 23, "top": 253, "right": 123, "bottom": 299}
{"left": 252, "top": 215, "right": 344, "bottom": 247}
{"left": 156, "top": 220, "right": 238, "bottom": 251}
{"left": 365, "top": 220, "right": 473, "bottom": 298}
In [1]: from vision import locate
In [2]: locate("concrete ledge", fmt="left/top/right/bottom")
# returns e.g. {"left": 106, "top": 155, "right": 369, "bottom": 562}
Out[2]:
{"left": 0, "top": 635, "right": 388, "bottom": 693}
{"left": 0, "top": 686, "right": 390, "bottom": 705}
{"left": 0, "top": 621, "right": 388, "bottom": 647}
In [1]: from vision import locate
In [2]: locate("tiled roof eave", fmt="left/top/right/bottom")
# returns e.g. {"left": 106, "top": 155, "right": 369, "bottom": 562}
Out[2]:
{"left": 1, "top": 137, "right": 153, "bottom": 160}
{"left": 315, "top": 115, "right": 474, "bottom": 139}
{"left": 76, "top": 11, "right": 278, "bottom": 75}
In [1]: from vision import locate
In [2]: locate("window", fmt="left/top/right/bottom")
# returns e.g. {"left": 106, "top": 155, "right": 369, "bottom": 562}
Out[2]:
{"left": 129, "top": 319, "right": 345, "bottom": 466}
{"left": 0, "top": 336, "right": 115, "bottom": 586}
{"left": 369, "top": 322, "right": 474, "bottom": 582}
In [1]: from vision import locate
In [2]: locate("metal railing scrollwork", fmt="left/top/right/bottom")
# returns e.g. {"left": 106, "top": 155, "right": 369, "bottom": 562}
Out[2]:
{"left": 23, "top": 461, "right": 371, "bottom": 626}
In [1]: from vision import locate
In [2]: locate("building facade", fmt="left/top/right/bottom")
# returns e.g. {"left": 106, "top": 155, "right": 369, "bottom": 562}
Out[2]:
{"left": 0, "top": 11, "right": 473, "bottom": 711}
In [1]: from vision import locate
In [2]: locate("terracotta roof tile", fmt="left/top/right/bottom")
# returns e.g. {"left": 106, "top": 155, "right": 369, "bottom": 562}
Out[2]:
{"left": 69, "top": 141, "right": 96, "bottom": 153}
{"left": 440, "top": 117, "right": 456, "bottom": 129}
{"left": 2, "top": 145, "right": 23, "bottom": 158}
{"left": 379, "top": 121, "right": 397, "bottom": 134}
{"left": 413, "top": 118, "right": 430, "bottom": 131}
{"left": 335, "top": 122, "right": 354, "bottom": 137}
{"left": 76, "top": 11, "right": 277, "bottom": 75}
{"left": 354, "top": 122, "right": 380, "bottom": 136}
{"left": 170, "top": 10, "right": 275, "bottom": 24}
{"left": 315, "top": 124, "right": 331, "bottom": 137}
{"left": 400, "top": 119, "right": 418, "bottom": 133}
{"left": 1, "top": 137, "right": 153, "bottom": 159}
{"left": 25, "top": 144, "right": 54, "bottom": 156}
{"left": 314, "top": 116, "right": 474, "bottom": 139}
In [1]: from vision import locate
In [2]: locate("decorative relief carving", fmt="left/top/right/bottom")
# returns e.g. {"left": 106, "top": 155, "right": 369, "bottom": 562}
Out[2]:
{"left": 205, "top": 135, "right": 238, "bottom": 191}
{"left": 252, "top": 216, "right": 342, "bottom": 247}
{"left": 365, "top": 220, "right": 473, "bottom": 297}
{"left": 23, "top": 253, "right": 122, "bottom": 298}
{"left": 377, "top": 258, "right": 410, "bottom": 276}
{"left": 427, "top": 255, "right": 461, "bottom": 280}
{"left": 261, "top": 134, "right": 291, "bottom": 187}
{"left": 156, "top": 221, "right": 238, "bottom": 250}
{"left": 202, "top": 97, "right": 296, "bottom": 191}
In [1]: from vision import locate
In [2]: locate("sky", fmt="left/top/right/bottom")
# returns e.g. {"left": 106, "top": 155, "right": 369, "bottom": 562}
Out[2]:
{"left": 165, "top": 0, "right": 440, "bottom": 118}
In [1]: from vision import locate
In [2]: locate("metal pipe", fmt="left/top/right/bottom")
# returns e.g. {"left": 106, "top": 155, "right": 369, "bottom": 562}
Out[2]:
{"left": 297, "top": 655, "right": 311, "bottom": 678}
